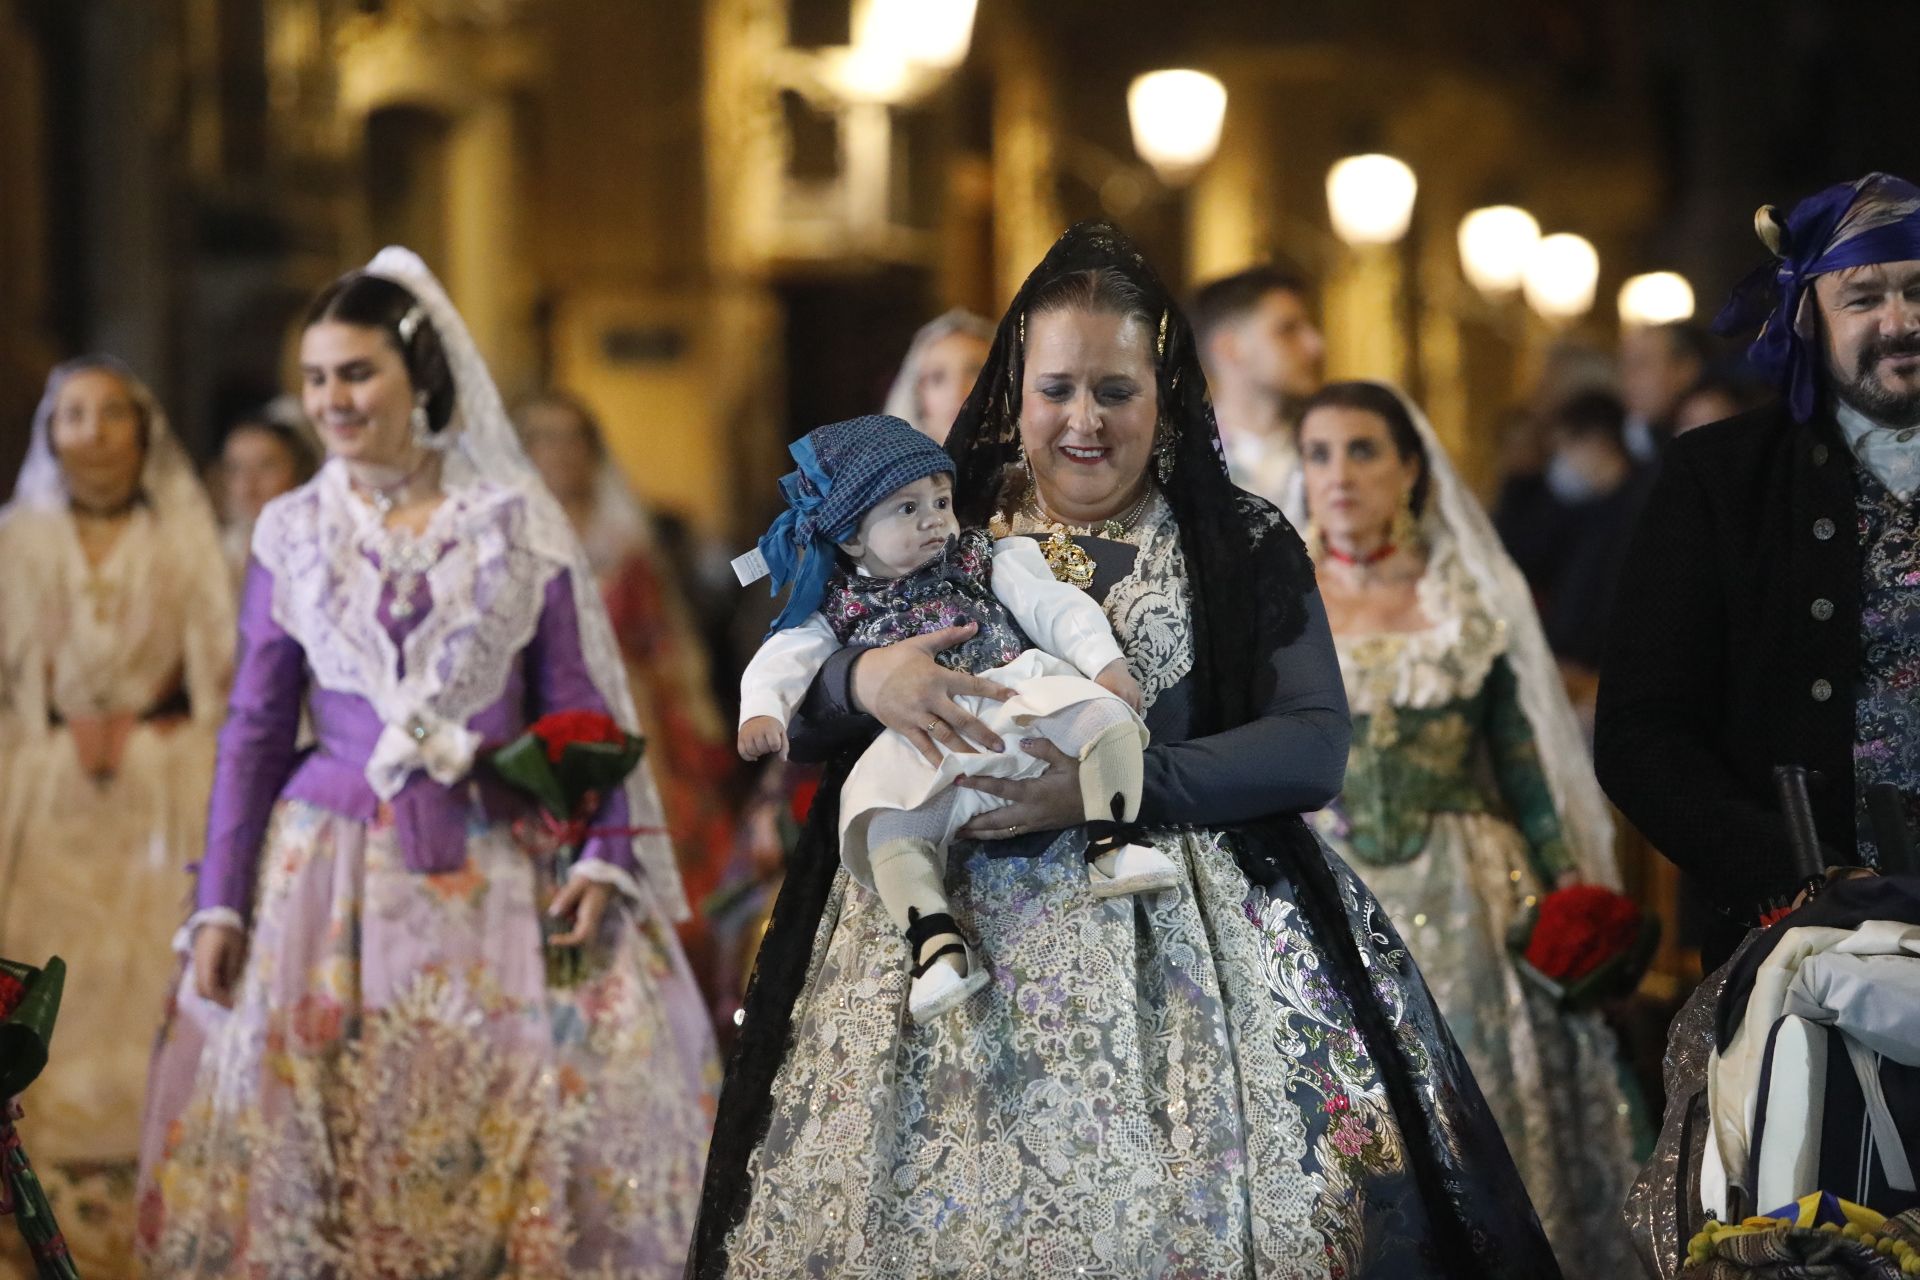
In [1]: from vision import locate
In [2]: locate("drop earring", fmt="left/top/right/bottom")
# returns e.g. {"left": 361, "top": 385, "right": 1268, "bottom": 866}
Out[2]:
{"left": 1389, "top": 487, "right": 1419, "bottom": 549}
{"left": 409, "top": 393, "right": 448, "bottom": 452}
{"left": 1153, "top": 430, "right": 1176, "bottom": 484}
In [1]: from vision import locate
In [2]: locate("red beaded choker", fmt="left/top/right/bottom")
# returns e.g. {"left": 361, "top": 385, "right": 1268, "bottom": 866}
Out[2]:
{"left": 1320, "top": 540, "right": 1397, "bottom": 567}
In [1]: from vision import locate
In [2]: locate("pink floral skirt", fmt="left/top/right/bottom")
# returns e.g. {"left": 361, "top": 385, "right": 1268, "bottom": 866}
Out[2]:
{"left": 136, "top": 799, "right": 718, "bottom": 1278}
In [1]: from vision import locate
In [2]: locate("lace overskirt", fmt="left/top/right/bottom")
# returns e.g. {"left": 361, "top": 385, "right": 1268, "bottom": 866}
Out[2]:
{"left": 723, "top": 825, "right": 1538, "bottom": 1279}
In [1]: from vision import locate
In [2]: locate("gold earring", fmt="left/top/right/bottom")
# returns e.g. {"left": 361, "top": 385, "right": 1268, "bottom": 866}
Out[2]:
{"left": 1389, "top": 488, "right": 1419, "bottom": 549}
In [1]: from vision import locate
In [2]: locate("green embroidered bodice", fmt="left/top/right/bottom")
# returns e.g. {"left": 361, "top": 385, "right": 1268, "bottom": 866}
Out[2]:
{"left": 1330, "top": 553, "right": 1573, "bottom": 883}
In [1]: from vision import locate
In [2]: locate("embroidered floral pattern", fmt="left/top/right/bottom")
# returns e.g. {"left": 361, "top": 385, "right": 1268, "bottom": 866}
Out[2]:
{"left": 1854, "top": 469, "right": 1920, "bottom": 867}
{"left": 138, "top": 802, "right": 717, "bottom": 1278}
{"left": 821, "top": 528, "right": 1031, "bottom": 674}
{"left": 1004, "top": 489, "right": 1193, "bottom": 712}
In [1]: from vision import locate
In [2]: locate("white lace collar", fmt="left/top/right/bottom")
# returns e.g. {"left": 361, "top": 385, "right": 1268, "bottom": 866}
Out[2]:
{"left": 256, "top": 464, "right": 566, "bottom": 774}
{"left": 1332, "top": 540, "right": 1510, "bottom": 715}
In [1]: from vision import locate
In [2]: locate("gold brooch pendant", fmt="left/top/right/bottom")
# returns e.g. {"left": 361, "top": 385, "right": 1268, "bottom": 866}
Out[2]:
{"left": 1037, "top": 528, "right": 1098, "bottom": 588}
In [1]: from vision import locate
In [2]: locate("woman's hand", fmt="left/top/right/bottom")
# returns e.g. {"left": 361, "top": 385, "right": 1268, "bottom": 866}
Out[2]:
{"left": 192, "top": 923, "right": 248, "bottom": 1008}
{"left": 549, "top": 877, "right": 616, "bottom": 946}
{"left": 851, "top": 623, "right": 1015, "bottom": 766}
{"left": 955, "top": 738, "right": 1084, "bottom": 841}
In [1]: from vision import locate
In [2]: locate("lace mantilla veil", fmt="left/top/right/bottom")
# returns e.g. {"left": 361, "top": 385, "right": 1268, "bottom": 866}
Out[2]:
{"left": 4, "top": 358, "right": 238, "bottom": 750}
{"left": 880, "top": 308, "right": 996, "bottom": 431}
{"left": 284, "top": 247, "right": 687, "bottom": 922}
{"left": 10, "top": 356, "right": 229, "bottom": 565}
{"left": 1385, "top": 384, "right": 1621, "bottom": 888}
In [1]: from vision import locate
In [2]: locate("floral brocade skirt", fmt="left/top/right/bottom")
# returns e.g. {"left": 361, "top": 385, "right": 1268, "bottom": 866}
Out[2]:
{"left": 1317, "top": 810, "right": 1639, "bottom": 1280}
{"left": 135, "top": 799, "right": 719, "bottom": 1279}
{"left": 719, "top": 826, "right": 1553, "bottom": 1279}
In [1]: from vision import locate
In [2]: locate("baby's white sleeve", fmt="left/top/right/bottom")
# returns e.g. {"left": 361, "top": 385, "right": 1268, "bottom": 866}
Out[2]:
{"left": 989, "top": 536, "right": 1127, "bottom": 679}
{"left": 739, "top": 614, "right": 842, "bottom": 728}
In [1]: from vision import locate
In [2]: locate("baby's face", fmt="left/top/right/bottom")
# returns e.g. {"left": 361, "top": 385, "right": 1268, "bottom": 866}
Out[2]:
{"left": 841, "top": 472, "right": 959, "bottom": 577}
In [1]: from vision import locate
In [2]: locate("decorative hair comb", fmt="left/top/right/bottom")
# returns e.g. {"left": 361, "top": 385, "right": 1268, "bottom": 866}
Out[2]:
{"left": 396, "top": 304, "right": 425, "bottom": 347}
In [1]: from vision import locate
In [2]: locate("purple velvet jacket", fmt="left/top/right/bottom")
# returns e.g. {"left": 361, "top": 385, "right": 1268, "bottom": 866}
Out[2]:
{"left": 197, "top": 557, "right": 635, "bottom": 920}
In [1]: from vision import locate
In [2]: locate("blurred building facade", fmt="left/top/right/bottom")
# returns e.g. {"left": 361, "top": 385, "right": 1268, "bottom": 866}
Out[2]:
{"left": 5, "top": 0, "right": 1920, "bottom": 520}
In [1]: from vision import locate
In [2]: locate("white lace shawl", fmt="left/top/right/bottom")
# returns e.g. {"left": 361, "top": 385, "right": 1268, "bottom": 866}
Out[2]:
{"left": 1331, "top": 538, "right": 1510, "bottom": 717}
{"left": 1363, "top": 386, "right": 1621, "bottom": 889}
{"left": 262, "top": 248, "right": 686, "bottom": 923}
{"left": 0, "top": 359, "right": 235, "bottom": 741}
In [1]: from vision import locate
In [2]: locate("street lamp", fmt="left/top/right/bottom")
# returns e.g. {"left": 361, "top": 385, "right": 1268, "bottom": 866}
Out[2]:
{"left": 827, "top": 0, "right": 978, "bottom": 104}
{"left": 1617, "top": 271, "right": 1695, "bottom": 326}
{"left": 854, "top": 0, "right": 978, "bottom": 74}
{"left": 1326, "top": 154, "right": 1417, "bottom": 247}
{"left": 1457, "top": 205, "right": 1540, "bottom": 295}
{"left": 1126, "top": 70, "right": 1228, "bottom": 185}
{"left": 1522, "top": 232, "right": 1600, "bottom": 320}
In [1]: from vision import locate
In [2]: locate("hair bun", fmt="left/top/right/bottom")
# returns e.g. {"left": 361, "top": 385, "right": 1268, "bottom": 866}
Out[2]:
{"left": 1754, "top": 205, "right": 1788, "bottom": 257}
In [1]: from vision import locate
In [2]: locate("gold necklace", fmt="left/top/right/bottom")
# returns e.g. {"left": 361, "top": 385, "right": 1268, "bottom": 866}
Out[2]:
{"left": 1020, "top": 485, "right": 1153, "bottom": 588}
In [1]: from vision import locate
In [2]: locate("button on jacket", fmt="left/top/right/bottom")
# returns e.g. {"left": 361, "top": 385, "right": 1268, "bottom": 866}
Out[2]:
{"left": 1596, "top": 402, "right": 1862, "bottom": 930}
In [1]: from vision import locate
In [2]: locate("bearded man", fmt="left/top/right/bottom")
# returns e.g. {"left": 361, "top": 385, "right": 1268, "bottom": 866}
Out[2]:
{"left": 1597, "top": 172, "right": 1920, "bottom": 969}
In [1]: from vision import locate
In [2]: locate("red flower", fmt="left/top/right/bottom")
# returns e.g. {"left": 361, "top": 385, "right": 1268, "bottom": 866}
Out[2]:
{"left": 1524, "top": 885, "right": 1642, "bottom": 982}
{"left": 0, "top": 969, "right": 22, "bottom": 1019}
{"left": 528, "top": 710, "right": 626, "bottom": 764}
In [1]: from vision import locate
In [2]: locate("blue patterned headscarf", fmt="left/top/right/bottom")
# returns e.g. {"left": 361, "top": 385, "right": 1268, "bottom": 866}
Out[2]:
{"left": 747, "top": 414, "right": 955, "bottom": 633}
{"left": 1715, "top": 172, "right": 1920, "bottom": 422}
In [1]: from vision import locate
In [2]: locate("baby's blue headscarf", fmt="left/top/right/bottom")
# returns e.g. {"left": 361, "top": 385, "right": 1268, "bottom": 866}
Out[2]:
{"left": 750, "top": 414, "right": 955, "bottom": 633}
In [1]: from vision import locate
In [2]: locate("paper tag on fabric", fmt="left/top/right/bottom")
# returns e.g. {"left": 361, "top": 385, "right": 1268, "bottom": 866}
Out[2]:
{"left": 732, "top": 548, "right": 770, "bottom": 586}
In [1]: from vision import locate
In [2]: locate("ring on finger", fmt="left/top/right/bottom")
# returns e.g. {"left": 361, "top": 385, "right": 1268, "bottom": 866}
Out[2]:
{"left": 925, "top": 720, "right": 940, "bottom": 734}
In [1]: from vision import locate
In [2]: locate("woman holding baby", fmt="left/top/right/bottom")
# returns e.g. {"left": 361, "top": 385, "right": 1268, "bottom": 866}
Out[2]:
{"left": 690, "top": 223, "right": 1559, "bottom": 1279}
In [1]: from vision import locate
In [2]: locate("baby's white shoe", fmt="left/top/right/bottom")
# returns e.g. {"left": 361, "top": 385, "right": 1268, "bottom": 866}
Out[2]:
{"left": 905, "top": 908, "right": 989, "bottom": 1024}
{"left": 1088, "top": 841, "right": 1180, "bottom": 898}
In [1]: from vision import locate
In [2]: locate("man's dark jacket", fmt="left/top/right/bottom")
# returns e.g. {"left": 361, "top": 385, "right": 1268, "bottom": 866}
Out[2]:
{"left": 1595, "top": 400, "right": 1862, "bottom": 959}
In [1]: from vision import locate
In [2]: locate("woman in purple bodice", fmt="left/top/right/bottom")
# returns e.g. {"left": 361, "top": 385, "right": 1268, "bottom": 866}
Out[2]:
{"left": 136, "top": 248, "right": 717, "bottom": 1278}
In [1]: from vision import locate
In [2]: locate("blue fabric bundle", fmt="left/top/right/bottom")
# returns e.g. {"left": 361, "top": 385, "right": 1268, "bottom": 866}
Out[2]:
{"left": 750, "top": 414, "right": 955, "bottom": 633}
{"left": 1716, "top": 172, "right": 1920, "bottom": 423}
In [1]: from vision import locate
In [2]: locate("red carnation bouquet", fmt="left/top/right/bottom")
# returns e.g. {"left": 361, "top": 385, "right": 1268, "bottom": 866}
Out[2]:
{"left": 490, "top": 710, "right": 649, "bottom": 987}
{"left": 1508, "top": 885, "right": 1659, "bottom": 1012}
{"left": 1, "top": 955, "right": 79, "bottom": 1280}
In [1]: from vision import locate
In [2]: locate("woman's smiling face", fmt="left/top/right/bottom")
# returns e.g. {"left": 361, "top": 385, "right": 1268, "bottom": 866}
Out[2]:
{"left": 299, "top": 320, "right": 418, "bottom": 468}
{"left": 1018, "top": 307, "right": 1159, "bottom": 524}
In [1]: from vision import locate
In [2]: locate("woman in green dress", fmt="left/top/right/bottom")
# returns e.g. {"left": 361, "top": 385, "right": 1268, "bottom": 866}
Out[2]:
{"left": 1300, "top": 380, "right": 1638, "bottom": 1279}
